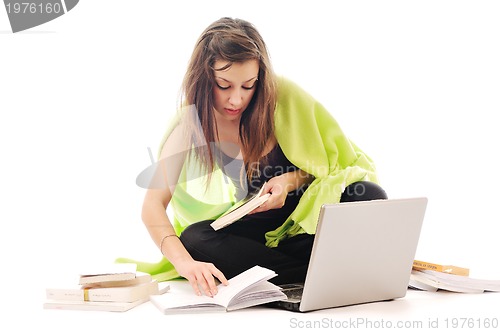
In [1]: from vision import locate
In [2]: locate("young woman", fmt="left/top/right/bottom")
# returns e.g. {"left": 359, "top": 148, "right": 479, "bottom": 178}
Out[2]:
{"left": 126, "top": 17, "right": 387, "bottom": 297}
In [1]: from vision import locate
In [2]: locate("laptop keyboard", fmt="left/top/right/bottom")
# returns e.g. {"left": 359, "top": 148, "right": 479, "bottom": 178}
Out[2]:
{"left": 280, "top": 283, "right": 304, "bottom": 300}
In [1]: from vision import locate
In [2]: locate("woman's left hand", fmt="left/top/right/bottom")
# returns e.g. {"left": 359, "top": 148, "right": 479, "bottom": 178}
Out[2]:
{"left": 248, "top": 175, "right": 290, "bottom": 214}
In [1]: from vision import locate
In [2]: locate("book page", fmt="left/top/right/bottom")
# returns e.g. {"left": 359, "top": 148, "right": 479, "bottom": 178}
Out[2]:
{"left": 421, "top": 270, "right": 500, "bottom": 291}
{"left": 149, "top": 280, "right": 222, "bottom": 312}
{"left": 227, "top": 281, "right": 286, "bottom": 311}
{"left": 214, "top": 265, "right": 277, "bottom": 307}
{"left": 149, "top": 266, "right": 278, "bottom": 313}
{"left": 411, "top": 271, "right": 484, "bottom": 293}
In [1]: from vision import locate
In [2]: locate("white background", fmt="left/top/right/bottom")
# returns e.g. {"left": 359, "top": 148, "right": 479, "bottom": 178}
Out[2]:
{"left": 1, "top": 0, "right": 499, "bottom": 329}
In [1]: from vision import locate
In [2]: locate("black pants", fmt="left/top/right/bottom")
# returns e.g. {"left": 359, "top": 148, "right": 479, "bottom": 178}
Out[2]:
{"left": 180, "top": 181, "right": 388, "bottom": 284}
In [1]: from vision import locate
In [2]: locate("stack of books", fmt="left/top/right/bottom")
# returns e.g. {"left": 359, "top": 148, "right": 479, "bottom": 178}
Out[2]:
{"left": 43, "top": 263, "right": 168, "bottom": 312}
{"left": 409, "top": 259, "right": 500, "bottom": 293}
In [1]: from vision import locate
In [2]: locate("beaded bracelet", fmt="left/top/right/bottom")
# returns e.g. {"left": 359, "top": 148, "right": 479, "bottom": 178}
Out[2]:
{"left": 159, "top": 234, "right": 177, "bottom": 255}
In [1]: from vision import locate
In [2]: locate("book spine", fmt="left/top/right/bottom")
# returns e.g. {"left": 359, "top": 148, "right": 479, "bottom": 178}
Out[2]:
{"left": 84, "top": 274, "right": 152, "bottom": 288}
{"left": 46, "top": 288, "right": 85, "bottom": 301}
{"left": 89, "top": 280, "right": 159, "bottom": 302}
{"left": 43, "top": 297, "right": 148, "bottom": 312}
{"left": 46, "top": 281, "right": 159, "bottom": 303}
{"left": 79, "top": 272, "right": 136, "bottom": 285}
{"left": 413, "top": 261, "right": 442, "bottom": 271}
{"left": 412, "top": 260, "right": 469, "bottom": 276}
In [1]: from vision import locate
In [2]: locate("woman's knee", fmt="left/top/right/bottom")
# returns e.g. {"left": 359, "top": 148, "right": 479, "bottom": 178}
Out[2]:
{"left": 340, "top": 181, "right": 388, "bottom": 202}
{"left": 179, "top": 220, "right": 216, "bottom": 250}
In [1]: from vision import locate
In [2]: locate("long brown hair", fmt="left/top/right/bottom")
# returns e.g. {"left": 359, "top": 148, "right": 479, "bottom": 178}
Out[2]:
{"left": 181, "top": 17, "right": 278, "bottom": 182}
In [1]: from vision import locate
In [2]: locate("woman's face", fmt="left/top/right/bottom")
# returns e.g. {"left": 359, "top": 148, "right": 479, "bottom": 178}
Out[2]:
{"left": 212, "top": 59, "right": 259, "bottom": 123}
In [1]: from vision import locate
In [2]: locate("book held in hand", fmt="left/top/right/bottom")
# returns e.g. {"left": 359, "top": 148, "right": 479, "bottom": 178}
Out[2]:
{"left": 210, "top": 184, "right": 271, "bottom": 231}
{"left": 149, "top": 265, "right": 286, "bottom": 313}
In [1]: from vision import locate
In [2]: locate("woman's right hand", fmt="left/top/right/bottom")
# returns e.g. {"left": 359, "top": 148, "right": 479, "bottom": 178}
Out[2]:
{"left": 175, "top": 259, "right": 229, "bottom": 297}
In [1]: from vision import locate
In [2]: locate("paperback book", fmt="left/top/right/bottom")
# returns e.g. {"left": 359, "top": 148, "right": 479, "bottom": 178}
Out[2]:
{"left": 44, "top": 263, "right": 169, "bottom": 312}
{"left": 43, "top": 297, "right": 151, "bottom": 312}
{"left": 150, "top": 265, "right": 286, "bottom": 313}
{"left": 412, "top": 259, "right": 470, "bottom": 276}
{"left": 46, "top": 279, "right": 160, "bottom": 303}
{"left": 79, "top": 263, "right": 137, "bottom": 285}
{"left": 210, "top": 184, "right": 271, "bottom": 231}
{"left": 409, "top": 269, "right": 500, "bottom": 293}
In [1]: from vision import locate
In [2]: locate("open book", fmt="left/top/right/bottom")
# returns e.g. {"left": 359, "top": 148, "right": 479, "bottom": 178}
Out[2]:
{"left": 409, "top": 269, "right": 500, "bottom": 293}
{"left": 210, "top": 184, "right": 271, "bottom": 231}
{"left": 149, "top": 265, "right": 286, "bottom": 313}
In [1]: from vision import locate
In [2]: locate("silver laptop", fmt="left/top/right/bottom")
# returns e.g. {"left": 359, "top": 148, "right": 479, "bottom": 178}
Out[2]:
{"left": 271, "top": 197, "right": 427, "bottom": 312}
